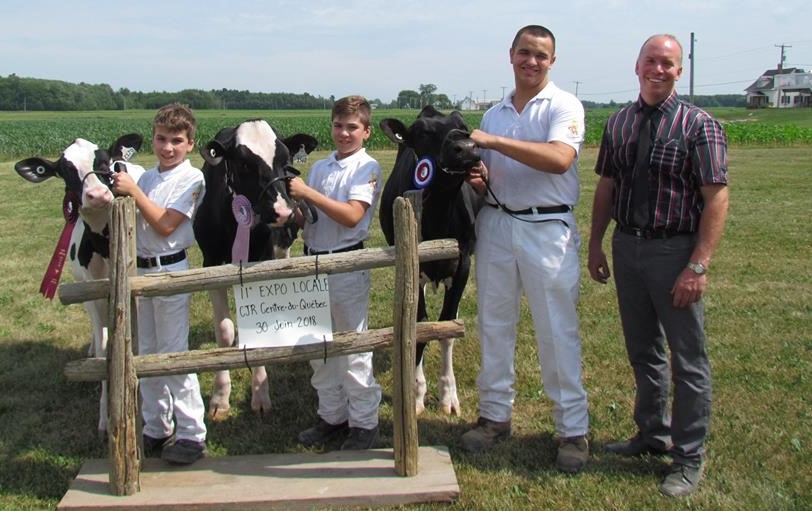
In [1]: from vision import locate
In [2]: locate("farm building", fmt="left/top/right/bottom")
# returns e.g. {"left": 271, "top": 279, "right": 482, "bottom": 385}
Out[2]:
{"left": 745, "top": 66, "right": 812, "bottom": 108}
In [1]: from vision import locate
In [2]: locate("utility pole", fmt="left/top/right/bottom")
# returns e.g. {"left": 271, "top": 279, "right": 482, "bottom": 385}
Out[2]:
{"left": 501, "top": 86, "right": 507, "bottom": 99}
{"left": 573, "top": 81, "right": 582, "bottom": 98}
{"left": 775, "top": 43, "right": 791, "bottom": 107}
{"left": 775, "top": 43, "right": 791, "bottom": 72}
{"left": 483, "top": 89, "right": 487, "bottom": 105}
{"left": 689, "top": 32, "right": 695, "bottom": 104}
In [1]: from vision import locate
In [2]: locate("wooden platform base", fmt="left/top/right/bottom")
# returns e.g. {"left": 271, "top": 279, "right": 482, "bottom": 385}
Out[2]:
{"left": 58, "top": 445, "right": 459, "bottom": 510}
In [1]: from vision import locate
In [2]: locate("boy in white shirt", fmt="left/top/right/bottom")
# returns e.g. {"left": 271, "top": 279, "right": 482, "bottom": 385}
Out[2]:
{"left": 288, "top": 95, "right": 382, "bottom": 450}
{"left": 113, "top": 103, "right": 207, "bottom": 465}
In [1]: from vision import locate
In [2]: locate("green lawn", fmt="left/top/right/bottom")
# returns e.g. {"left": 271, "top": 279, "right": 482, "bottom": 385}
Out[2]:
{"left": 0, "top": 142, "right": 810, "bottom": 510}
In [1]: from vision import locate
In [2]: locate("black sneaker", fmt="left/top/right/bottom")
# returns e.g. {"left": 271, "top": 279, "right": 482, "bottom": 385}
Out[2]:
{"left": 160, "top": 439, "right": 206, "bottom": 465}
{"left": 298, "top": 419, "right": 349, "bottom": 447}
{"left": 341, "top": 426, "right": 379, "bottom": 450}
{"left": 142, "top": 434, "right": 172, "bottom": 458}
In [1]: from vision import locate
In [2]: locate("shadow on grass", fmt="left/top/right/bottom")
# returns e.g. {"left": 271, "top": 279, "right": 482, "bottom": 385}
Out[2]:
{"left": 0, "top": 337, "right": 107, "bottom": 502}
{"left": 410, "top": 414, "right": 672, "bottom": 482}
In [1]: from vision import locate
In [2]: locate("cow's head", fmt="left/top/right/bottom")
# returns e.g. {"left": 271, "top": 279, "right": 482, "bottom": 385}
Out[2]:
{"left": 15, "top": 134, "right": 144, "bottom": 229}
{"left": 201, "top": 119, "right": 318, "bottom": 226}
{"left": 380, "top": 105, "right": 481, "bottom": 191}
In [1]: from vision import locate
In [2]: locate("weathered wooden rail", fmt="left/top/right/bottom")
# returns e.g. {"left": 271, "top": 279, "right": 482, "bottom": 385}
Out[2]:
{"left": 62, "top": 195, "right": 461, "bottom": 496}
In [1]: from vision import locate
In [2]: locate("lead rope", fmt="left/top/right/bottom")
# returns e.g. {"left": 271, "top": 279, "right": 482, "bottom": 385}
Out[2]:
{"left": 482, "top": 175, "right": 570, "bottom": 228}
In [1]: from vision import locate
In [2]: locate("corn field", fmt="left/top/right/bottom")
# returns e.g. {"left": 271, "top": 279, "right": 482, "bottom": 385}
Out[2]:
{"left": 0, "top": 108, "right": 809, "bottom": 160}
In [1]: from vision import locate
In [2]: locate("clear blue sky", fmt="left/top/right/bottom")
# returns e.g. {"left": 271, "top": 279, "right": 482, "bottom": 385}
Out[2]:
{"left": 2, "top": 0, "right": 810, "bottom": 104}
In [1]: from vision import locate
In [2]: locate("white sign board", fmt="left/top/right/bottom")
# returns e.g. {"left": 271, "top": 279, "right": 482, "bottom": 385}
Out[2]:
{"left": 233, "top": 275, "right": 333, "bottom": 347}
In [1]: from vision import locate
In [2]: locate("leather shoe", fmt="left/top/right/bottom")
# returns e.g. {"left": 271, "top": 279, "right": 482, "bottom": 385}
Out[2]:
{"left": 461, "top": 417, "right": 511, "bottom": 453}
{"left": 604, "top": 433, "right": 670, "bottom": 457}
{"left": 659, "top": 462, "right": 704, "bottom": 497}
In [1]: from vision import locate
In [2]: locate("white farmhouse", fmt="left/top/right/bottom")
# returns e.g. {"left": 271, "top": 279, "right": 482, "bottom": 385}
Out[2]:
{"left": 745, "top": 67, "right": 812, "bottom": 108}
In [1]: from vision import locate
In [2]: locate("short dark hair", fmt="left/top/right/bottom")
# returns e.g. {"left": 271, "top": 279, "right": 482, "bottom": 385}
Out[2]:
{"left": 332, "top": 95, "right": 372, "bottom": 128}
{"left": 153, "top": 103, "right": 196, "bottom": 141}
{"left": 512, "top": 25, "right": 556, "bottom": 54}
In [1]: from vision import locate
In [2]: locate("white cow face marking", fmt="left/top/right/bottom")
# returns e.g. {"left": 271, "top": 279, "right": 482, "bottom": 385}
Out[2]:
{"left": 63, "top": 138, "right": 114, "bottom": 209}
{"left": 234, "top": 120, "right": 294, "bottom": 225}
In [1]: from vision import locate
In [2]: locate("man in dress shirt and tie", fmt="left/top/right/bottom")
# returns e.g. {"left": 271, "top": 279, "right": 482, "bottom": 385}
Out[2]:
{"left": 587, "top": 34, "right": 729, "bottom": 498}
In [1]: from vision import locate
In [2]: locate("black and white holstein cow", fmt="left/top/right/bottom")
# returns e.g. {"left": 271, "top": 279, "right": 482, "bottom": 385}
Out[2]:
{"left": 193, "top": 119, "right": 317, "bottom": 420}
{"left": 379, "top": 105, "right": 482, "bottom": 415}
{"left": 15, "top": 134, "right": 145, "bottom": 435}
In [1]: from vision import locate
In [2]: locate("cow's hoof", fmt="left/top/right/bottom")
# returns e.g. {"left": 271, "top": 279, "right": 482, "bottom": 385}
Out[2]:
{"left": 251, "top": 380, "right": 271, "bottom": 416}
{"left": 209, "top": 379, "right": 232, "bottom": 421}
{"left": 208, "top": 404, "right": 231, "bottom": 422}
{"left": 440, "top": 400, "right": 461, "bottom": 416}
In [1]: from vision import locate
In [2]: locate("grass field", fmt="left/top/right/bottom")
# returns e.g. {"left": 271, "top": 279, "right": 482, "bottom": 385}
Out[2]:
{"left": 0, "top": 113, "right": 811, "bottom": 510}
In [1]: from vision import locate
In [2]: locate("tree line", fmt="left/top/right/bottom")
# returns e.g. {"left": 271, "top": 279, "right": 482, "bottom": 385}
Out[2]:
{"left": 0, "top": 74, "right": 746, "bottom": 111}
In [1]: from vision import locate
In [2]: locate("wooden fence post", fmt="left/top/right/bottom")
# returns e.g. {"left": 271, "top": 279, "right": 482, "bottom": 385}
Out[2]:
{"left": 107, "top": 197, "right": 140, "bottom": 495}
{"left": 392, "top": 197, "right": 419, "bottom": 476}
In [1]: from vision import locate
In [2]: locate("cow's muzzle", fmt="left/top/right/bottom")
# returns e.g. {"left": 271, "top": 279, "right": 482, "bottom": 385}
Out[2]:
{"left": 440, "top": 129, "right": 481, "bottom": 174}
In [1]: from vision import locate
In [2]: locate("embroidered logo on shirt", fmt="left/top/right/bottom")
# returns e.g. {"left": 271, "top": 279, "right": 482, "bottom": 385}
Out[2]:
{"left": 568, "top": 120, "right": 581, "bottom": 138}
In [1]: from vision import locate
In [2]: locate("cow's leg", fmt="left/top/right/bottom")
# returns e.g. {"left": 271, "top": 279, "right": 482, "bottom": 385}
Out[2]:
{"left": 414, "top": 285, "right": 429, "bottom": 415}
{"left": 85, "top": 297, "right": 109, "bottom": 435}
{"left": 209, "top": 288, "right": 234, "bottom": 421}
{"left": 250, "top": 366, "right": 271, "bottom": 415}
{"left": 437, "top": 338, "right": 460, "bottom": 416}
{"left": 435, "top": 271, "right": 468, "bottom": 417}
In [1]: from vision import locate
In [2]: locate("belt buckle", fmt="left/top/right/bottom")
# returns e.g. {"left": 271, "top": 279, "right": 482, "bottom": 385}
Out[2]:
{"left": 630, "top": 226, "right": 648, "bottom": 239}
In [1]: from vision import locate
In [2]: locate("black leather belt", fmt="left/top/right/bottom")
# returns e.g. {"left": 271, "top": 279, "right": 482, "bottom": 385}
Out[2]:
{"left": 136, "top": 250, "right": 187, "bottom": 268}
{"left": 617, "top": 225, "right": 692, "bottom": 240}
{"left": 488, "top": 203, "right": 571, "bottom": 215}
{"left": 304, "top": 241, "right": 364, "bottom": 256}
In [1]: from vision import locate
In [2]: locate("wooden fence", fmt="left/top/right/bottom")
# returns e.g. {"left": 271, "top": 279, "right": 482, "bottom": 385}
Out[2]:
{"left": 60, "top": 196, "right": 462, "bottom": 496}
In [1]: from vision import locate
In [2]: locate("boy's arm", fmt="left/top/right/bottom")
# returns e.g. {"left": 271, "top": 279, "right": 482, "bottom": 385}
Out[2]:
{"left": 288, "top": 176, "right": 369, "bottom": 228}
{"left": 112, "top": 172, "right": 188, "bottom": 237}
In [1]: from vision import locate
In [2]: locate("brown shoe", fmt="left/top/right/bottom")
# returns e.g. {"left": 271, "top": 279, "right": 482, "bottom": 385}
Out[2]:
{"left": 461, "top": 417, "right": 511, "bottom": 453}
{"left": 556, "top": 435, "right": 589, "bottom": 474}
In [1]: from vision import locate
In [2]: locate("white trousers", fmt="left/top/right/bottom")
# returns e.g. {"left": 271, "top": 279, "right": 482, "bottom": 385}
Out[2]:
{"left": 309, "top": 270, "right": 381, "bottom": 429}
{"left": 137, "top": 259, "right": 207, "bottom": 442}
{"left": 474, "top": 207, "right": 589, "bottom": 437}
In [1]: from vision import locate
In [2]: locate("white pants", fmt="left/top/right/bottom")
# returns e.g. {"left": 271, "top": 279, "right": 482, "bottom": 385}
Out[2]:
{"left": 309, "top": 270, "right": 381, "bottom": 429}
{"left": 474, "top": 207, "right": 589, "bottom": 437}
{"left": 137, "top": 259, "right": 207, "bottom": 442}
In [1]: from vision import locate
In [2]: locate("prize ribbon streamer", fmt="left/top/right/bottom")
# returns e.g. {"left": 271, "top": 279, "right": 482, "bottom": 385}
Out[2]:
{"left": 40, "top": 191, "right": 81, "bottom": 299}
{"left": 231, "top": 195, "right": 253, "bottom": 265}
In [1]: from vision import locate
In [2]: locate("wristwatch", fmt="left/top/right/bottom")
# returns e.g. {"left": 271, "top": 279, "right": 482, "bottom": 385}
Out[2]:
{"left": 687, "top": 262, "right": 707, "bottom": 275}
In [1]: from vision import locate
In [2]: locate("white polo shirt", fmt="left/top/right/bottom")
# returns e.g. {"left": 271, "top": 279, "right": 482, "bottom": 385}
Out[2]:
{"left": 481, "top": 81, "right": 585, "bottom": 210}
{"left": 135, "top": 159, "right": 205, "bottom": 257}
{"left": 302, "top": 148, "right": 382, "bottom": 252}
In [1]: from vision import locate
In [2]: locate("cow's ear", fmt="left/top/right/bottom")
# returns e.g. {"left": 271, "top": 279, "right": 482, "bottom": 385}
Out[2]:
{"left": 201, "top": 140, "right": 226, "bottom": 166}
{"left": 419, "top": 105, "right": 443, "bottom": 118}
{"left": 109, "top": 133, "right": 143, "bottom": 161}
{"left": 449, "top": 110, "right": 467, "bottom": 125}
{"left": 15, "top": 157, "right": 59, "bottom": 183}
{"left": 379, "top": 118, "right": 408, "bottom": 145}
{"left": 283, "top": 134, "right": 318, "bottom": 155}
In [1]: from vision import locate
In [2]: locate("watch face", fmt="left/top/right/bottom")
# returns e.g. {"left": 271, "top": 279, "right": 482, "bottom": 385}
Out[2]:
{"left": 688, "top": 262, "right": 706, "bottom": 275}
